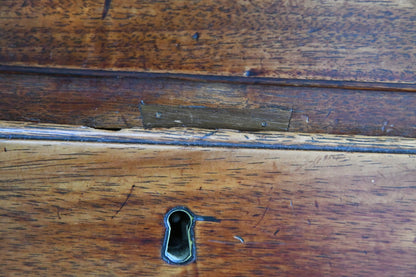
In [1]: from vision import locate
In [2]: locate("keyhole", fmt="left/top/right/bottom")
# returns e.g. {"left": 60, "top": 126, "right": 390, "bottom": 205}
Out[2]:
{"left": 162, "top": 207, "right": 196, "bottom": 265}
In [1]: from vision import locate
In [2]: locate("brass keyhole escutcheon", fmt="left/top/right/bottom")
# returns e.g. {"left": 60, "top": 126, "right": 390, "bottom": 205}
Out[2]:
{"left": 162, "top": 207, "right": 196, "bottom": 265}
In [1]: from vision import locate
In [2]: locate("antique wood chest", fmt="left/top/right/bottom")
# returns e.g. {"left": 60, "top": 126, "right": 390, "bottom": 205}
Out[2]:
{"left": 1, "top": 0, "right": 415, "bottom": 276}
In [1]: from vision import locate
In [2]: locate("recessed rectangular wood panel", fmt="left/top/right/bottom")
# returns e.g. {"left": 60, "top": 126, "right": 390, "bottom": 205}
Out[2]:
{"left": 1, "top": 139, "right": 415, "bottom": 276}
{"left": 140, "top": 104, "right": 292, "bottom": 131}
{"left": 1, "top": 0, "right": 415, "bottom": 82}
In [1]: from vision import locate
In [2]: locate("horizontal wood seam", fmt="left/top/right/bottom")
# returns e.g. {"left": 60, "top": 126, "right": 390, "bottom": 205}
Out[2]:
{"left": 1, "top": 65, "right": 415, "bottom": 92}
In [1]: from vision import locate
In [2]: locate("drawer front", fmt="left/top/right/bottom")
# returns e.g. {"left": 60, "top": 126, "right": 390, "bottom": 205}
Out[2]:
{"left": 1, "top": 137, "right": 415, "bottom": 276}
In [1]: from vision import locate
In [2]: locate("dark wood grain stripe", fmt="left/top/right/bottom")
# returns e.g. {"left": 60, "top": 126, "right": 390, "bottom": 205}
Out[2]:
{"left": 1, "top": 65, "right": 415, "bottom": 92}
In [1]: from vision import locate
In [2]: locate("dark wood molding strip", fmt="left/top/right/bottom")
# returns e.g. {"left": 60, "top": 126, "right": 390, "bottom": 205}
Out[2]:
{"left": 1, "top": 70, "right": 415, "bottom": 137}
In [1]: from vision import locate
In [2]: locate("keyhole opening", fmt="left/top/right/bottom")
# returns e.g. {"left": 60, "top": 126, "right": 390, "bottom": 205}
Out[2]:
{"left": 168, "top": 211, "right": 191, "bottom": 260}
{"left": 162, "top": 207, "right": 196, "bottom": 265}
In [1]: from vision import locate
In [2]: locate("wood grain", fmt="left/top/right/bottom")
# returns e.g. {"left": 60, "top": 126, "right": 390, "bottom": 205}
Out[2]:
{"left": 1, "top": 121, "right": 416, "bottom": 154}
{"left": 1, "top": 0, "right": 416, "bottom": 83}
{"left": 1, "top": 72, "right": 415, "bottom": 137}
{"left": 1, "top": 137, "right": 415, "bottom": 276}
{"left": 140, "top": 104, "right": 292, "bottom": 131}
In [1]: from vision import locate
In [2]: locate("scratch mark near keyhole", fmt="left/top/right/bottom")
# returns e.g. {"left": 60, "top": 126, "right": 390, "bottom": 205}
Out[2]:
{"left": 102, "top": 0, "right": 112, "bottom": 19}
{"left": 253, "top": 197, "right": 272, "bottom": 228}
{"left": 233, "top": 235, "right": 245, "bottom": 243}
{"left": 112, "top": 185, "right": 135, "bottom": 219}
{"left": 56, "top": 206, "right": 61, "bottom": 220}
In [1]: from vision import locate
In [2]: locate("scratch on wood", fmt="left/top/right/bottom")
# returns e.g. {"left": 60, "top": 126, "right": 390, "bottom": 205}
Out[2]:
{"left": 112, "top": 185, "right": 135, "bottom": 219}
{"left": 287, "top": 107, "right": 294, "bottom": 131}
{"left": 56, "top": 206, "right": 61, "bottom": 220}
{"left": 199, "top": 130, "right": 218, "bottom": 140}
{"left": 208, "top": 240, "right": 235, "bottom": 245}
{"left": 102, "top": 0, "right": 112, "bottom": 19}
{"left": 273, "top": 228, "right": 280, "bottom": 236}
{"left": 233, "top": 235, "right": 245, "bottom": 243}
{"left": 254, "top": 197, "right": 272, "bottom": 228}
{"left": 326, "top": 109, "right": 333, "bottom": 118}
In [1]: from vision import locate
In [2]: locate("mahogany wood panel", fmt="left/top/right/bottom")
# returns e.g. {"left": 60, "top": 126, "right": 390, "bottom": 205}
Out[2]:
{"left": 140, "top": 104, "right": 292, "bottom": 131}
{"left": 1, "top": 0, "right": 416, "bottom": 83}
{"left": 1, "top": 72, "right": 416, "bottom": 137}
{"left": 1, "top": 129, "right": 416, "bottom": 276}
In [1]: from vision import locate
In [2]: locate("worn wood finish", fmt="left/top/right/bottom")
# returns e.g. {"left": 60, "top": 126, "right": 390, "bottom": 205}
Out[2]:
{"left": 1, "top": 137, "right": 416, "bottom": 276}
{"left": 2, "top": 121, "right": 416, "bottom": 154}
{"left": 140, "top": 104, "right": 292, "bottom": 131}
{"left": 1, "top": 72, "right": 415, "bottom": 137}
{"left": 1, "top": 0, "right": 416, "bottom": 83}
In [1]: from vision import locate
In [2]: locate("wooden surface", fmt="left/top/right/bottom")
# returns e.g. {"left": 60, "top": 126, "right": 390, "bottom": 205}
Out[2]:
{"left": 2, "top": 121, "right": 416, "bottom": 154}
{"left": 1, "top": 125, "right": 416, "bottom": 276}
{"left": 140, "top": 104, "right": 292, "bottom": 131}
{"left": 1, "top": 71, "right": 415, "bottom": 137}
{"left": 1, "top": 0, "right": 416, "bottom": 274}
{"left": 1, "top": 0, "right": 416, "bottom": 83}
